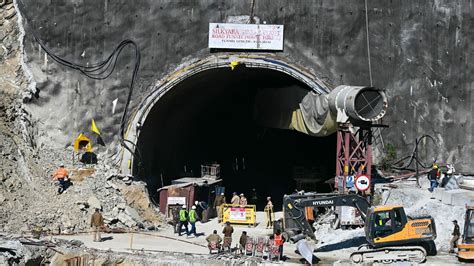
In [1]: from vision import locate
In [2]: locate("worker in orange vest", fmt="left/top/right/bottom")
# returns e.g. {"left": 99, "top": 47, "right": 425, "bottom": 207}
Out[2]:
{"left": 274, "top": 229, "right": 286, "bottom": 261}
{"left": 52, "top": 164, "right": 69, "bottom": 194}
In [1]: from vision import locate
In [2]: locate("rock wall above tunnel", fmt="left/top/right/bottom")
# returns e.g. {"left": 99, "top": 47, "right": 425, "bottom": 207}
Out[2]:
{"left": 16, "top": 0, "right": 474, "bottom": 171}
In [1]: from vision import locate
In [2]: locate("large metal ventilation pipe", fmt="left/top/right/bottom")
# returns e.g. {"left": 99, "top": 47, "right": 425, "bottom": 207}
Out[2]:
{"left": 327, "top": 85, "right": 387, "bottom": 123}
{"left": 255, "top": 85, "right": 388, "bottom": 137}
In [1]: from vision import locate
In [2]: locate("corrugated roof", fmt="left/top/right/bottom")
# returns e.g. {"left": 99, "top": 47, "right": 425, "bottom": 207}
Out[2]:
{"left": 157, "top": 177, "right": 222, "bottom": 192}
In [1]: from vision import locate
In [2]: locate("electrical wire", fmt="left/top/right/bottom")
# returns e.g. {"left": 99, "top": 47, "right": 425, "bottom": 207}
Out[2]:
{"left": 391, "top": 135, "right": 437, "bottom": 171}
{"left": 16, "top": 0, "right": 142, "bottom": 167}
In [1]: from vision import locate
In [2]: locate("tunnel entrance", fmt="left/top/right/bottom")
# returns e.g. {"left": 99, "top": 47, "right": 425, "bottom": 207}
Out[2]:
{"left": 135, "top": 66, "right": 336, "bottom": 210}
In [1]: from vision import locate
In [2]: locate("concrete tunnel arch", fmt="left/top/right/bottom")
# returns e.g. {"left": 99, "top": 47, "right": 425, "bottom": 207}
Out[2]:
{"left": 117, "top": 53, "right": 357, "bottom": 209}
{"left": 120, "top": 53, "right": 333, "bottom": 176}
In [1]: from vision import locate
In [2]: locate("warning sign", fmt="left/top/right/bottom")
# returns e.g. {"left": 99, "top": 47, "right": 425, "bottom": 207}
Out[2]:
{"left": 229, "top": 207, "right": 247, "bottom": 221}
{"left": 222, "top": 204, "right": 257, "bottom": 226}
{"left": 208, "top": 23, "right": 284, "bottom": 50}
{"left": 355, "top": 175, "right": 371, "bottom": 191}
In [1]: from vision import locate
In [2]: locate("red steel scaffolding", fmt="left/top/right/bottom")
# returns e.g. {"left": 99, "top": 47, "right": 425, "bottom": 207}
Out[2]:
{"left": 335, "top": 125, "right": 372, "bottom": 192}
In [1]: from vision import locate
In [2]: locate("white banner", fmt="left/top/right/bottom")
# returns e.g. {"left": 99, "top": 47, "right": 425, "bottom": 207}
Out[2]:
{"left": 209, "top": 23, "right": 284, "bottom": 50}
{"left": 229, "top": 207, "right": 247, "bottom": 221}
{"left": 168, "top": 196, "right": 186, "bottom": 205}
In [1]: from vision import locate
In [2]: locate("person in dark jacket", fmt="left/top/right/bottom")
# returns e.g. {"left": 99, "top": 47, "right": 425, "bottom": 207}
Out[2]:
{"left": 450, "top": 220, "right": 461, "bottom": 253}
{"left": 427, "top": 164, "right": 440, "bottom": 192}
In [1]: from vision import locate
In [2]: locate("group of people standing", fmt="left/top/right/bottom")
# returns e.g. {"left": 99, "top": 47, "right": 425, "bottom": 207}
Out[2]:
{"left": 205, "top": 222, "right": 285, "bottom": 260}
{"left": 427, "top": 163, "right": 456, "bottom": 192}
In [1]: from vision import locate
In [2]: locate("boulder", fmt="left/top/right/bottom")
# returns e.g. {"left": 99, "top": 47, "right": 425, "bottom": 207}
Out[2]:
{"left": 117, "top": 213, "right": 136, "bottom": 227}
{"left": 87, "top": 196, "right": 101, "bottom": 210}
{"left": 124, "top": 206, "right": 142, "bottom": 222}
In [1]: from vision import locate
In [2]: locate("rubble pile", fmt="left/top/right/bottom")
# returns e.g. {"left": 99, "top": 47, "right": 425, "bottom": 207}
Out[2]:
{"left": 0, "top": 1, "right": 164, "bottom": 238}
{"left": 209, "top": 252, "right": 268, "bottom": 264}
{"left": 0, "top": 235, "right": 263, "bottom": 265}
{"left": 382, "top": 177, "right": 465, "bottom": 251}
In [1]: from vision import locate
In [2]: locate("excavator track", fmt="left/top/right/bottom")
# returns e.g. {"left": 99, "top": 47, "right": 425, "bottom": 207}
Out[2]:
{"left": 350, "top": 245, "right": 427, "bottom": 264}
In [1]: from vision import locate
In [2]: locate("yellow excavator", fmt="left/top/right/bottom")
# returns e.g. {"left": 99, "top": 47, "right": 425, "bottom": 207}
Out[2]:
{"left": 282, "top": 193, "right": 437, "bottom": 263}
{"left": 458, "top": 205, "right": 474, "bottom": 261}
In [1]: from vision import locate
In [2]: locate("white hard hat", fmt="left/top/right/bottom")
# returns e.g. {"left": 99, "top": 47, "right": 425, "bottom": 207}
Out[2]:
{"left": 182, "top": 205, "right": 186, "bottom": 208}
{"left": 195, "top": 201, "right": 199, "bottom": 205}
{"left": 192, "top": 205, "right": 196, "bottom": 210}
{"left": 221, "top": 192, "right": 224, "bottom": 195}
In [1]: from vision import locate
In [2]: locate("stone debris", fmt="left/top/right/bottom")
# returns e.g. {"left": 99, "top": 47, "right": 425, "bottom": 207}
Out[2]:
{"left": 87, "top": 196, "right": 101, "bottom": 210}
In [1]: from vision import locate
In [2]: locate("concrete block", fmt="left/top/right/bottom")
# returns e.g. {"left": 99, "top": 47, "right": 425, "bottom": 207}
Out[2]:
{"left": 432, "top": 189, "right": 444, "bottom": 201}
{"left": 440, "top": 189, "right": 465, "bottom": 205}
{"left": 451, "top": 192, "right": 474, "bottom": 206}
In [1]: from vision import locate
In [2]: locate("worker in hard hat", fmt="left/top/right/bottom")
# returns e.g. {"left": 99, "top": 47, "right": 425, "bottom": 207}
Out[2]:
{"left": 52, "top": 164, "right": 69, "bottom": 194}
{"left": 178, "top": 205, "right": 189, "bottom": 236}
{"left": 213, "top": 192, "right": 226, "bottom": 223}
{"left": 427, "top": 164, "right": 440, "bottom": 192}
{"left": 188, "top": 205, "right": 198, "bottom": 237}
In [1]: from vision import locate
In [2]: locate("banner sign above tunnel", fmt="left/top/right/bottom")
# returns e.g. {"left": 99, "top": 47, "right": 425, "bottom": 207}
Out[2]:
{"left": 209, "top": 23, "right": 284, "bottom": 50}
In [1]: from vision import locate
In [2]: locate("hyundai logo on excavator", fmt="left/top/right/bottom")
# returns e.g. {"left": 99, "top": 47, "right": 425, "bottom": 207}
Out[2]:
{"left": 311, "top": 200, "right": 334, "bottom": 206}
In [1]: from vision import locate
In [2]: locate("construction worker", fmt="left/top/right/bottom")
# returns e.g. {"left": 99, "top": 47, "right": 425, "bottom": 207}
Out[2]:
{"left": 441, "top": 164, "right": 456, "bottom": 187}
{"left": 206, "top": 230, "right": 222, "bottom": 253}
{"left": 274, "top": 229, "right": 286, "bottom": 261}
{"left": 195, "top": 200, "right": 209, "bottom": 223}
{"left": 239, "top": 193, "right": 247, "bottom": 206}
{"left": 450, "top": 220, "right": 461, "bottom": 253}
{"left": 90, "top": 208, "right": 104, "bottom": 242}
{"left": 265, "top": 197, "right": 274, "bottom": 229}
{"left": 427, "top": 164, "right": 440, "bottom": 192}
{"left": 52, "top": 164, "right": 69, "bottom": 194}
{"left": 214, "top": 192, "right": 226, "bottom": 222}
{"left": 222, "top": 221, "right": 234, "bottom": 251}
{"left": 231, "top": 192, "right": 240, "bottom": 205}
{"left": 178, "top": 205, "right": 189, "bottom": 236}
{"left": 188, "top": 205, "right": 198, "bottom": 237}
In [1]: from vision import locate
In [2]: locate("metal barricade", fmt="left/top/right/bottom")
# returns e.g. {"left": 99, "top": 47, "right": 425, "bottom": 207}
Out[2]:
{"left": 222, "top": 204, "right": 256, "bottom": 227}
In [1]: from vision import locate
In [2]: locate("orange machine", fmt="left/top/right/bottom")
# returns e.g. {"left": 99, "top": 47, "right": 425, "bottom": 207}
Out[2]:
{"left": 283, "top": 193, "right": 437, "bottom": 263}
{"left": 458, "top": 206, "right": 474, "bottom": 261}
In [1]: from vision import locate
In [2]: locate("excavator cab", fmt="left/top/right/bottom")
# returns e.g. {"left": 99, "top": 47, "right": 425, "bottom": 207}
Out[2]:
{"left": 365, "top": 206, "right": 408, "bottom": 246}
{"left": 365, "top": 205, "right": 436, "bottom": 253}
{"left": 458, "top": 206, "right": 474, "bottom": 261}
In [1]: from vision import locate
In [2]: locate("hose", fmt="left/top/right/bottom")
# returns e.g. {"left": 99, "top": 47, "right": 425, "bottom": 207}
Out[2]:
{"left": 16, "top": 0, "right": 142, "bottom": 168}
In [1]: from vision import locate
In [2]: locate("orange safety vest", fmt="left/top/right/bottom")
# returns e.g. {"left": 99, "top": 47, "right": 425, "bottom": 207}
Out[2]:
{"left": 274, "top": 234, "right": 284, "bottom": 246}
{"left": 53, "top": 168, "right": 69, "bottom": 179}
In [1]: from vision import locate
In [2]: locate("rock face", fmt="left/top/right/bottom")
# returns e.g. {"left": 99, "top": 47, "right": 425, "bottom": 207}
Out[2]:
{"left": 13, "top": 0, "right": 474, "bottom": 172}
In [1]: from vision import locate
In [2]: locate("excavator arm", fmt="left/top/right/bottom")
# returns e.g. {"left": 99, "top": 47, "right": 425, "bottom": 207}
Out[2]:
{"left": 283, "top": 193, "right": 370, "bottom": 239}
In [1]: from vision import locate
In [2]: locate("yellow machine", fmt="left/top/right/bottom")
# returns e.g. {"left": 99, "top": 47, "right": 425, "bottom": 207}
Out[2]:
{"left": 283, "top": 193, "right": 437, "bottom": 263}
{"left": 458, "top": 205, "right": 474, "bottom": 261}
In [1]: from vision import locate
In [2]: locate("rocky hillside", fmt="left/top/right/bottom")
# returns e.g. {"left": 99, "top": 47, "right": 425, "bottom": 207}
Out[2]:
{"left": 0, "top": 1, "right": 163, "bottom": 236}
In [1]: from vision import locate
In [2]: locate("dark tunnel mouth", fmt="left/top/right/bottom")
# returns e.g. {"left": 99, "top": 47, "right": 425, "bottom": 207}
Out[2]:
{"left": 135, "top": 67, "right": 336, "bottom": 210}
{"left": 354, "top": 89, "right": 386, "bottom": 120}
